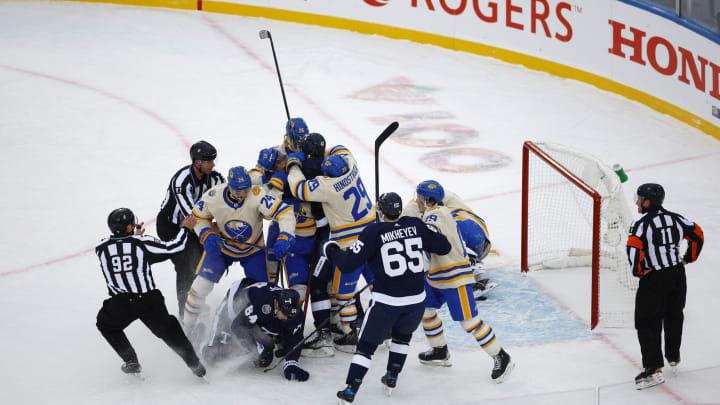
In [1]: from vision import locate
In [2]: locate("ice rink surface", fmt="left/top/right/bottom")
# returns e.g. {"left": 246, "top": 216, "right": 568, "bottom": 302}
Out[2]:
{"left": 1, "top": 1, "right": 719, "bottom": 404}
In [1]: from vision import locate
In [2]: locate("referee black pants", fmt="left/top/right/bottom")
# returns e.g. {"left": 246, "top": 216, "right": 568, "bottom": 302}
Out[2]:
{"left": 634, "top": 265, "right": 686, "bottom": 369}
{"left": 157, "top": 214, "right": 203, "bottom": 318}
{"left": 96, "top": 290, "right": 200, "bottom": 368}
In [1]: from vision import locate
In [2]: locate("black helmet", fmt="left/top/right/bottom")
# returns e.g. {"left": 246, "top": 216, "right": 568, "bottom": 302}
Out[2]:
{"left": 300, "top": 132, "right": 326, "bottom": 158}
{"left": 637, "top": 183, "right": 665, "bottom": 207}
{"left": 107, "top": 208, "right": 136, "bottom": 236}
{"left": 377, "top": 192, "right": 403, "bottom": 220}
{"left": 190, "top": 140, "right": 217, "bottom": 162}
{"left": 277, "top": 289, "right": 301, "bottom": 319}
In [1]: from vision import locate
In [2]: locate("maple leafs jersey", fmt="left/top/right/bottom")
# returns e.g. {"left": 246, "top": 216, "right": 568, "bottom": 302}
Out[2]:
{"left": 192, "top": 184, "right": 295, "bottom": 258}
{"left": 328, "top": 216, "right": 451, "bottom": 306}
{"left": 208, "top": 280, "right": 303, "bottom": 362}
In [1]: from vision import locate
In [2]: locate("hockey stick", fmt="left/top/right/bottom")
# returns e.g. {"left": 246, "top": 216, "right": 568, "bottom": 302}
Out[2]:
{"left": 216, "top": 237, "right": 294, "bottom": 258}
{"left": 374, "top": 121, "right": 400, "bottom": 205}
{"left": 263, "top": 282, "right": 372, "bottom": 372}
{"left": 259, "top": 29, "right": 291, "bottom": 122}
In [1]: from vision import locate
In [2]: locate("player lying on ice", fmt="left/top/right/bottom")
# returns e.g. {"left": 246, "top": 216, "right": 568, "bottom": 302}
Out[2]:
{"left": 200, "top": 278, "right": 310, "bottom": 381}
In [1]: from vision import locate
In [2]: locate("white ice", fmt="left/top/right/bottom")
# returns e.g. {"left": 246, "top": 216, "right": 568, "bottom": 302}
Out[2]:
{"left": 1, "top": 1, "right": 719, "bottom": 404}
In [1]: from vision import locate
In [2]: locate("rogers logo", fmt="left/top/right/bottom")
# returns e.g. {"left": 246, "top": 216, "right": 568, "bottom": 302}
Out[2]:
{"left": 364, "top": 0, "right": 390, "bottom": 6}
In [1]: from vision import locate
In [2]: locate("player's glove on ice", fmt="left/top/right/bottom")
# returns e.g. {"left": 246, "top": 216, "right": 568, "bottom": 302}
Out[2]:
{"left": 255, "top": 342, "right": 274, "bottom": 368}
{"left": 283, "top": 360, "right": 309, "bottom": 381}
{"left": 273, "top": 232, "right": 295, "bottom": 258}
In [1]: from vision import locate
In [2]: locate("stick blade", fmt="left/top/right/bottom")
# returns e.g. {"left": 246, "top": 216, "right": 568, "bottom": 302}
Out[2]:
{"left": 259, "top": 29, "right": 270, "bottom": 39}
{"left": 375, "top": 121, "right": 399, "bottom": 149}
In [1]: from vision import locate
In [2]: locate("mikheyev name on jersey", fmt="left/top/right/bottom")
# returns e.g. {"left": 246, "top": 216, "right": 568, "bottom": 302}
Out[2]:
{"left": 380, "top": 226, "right": 418, "bottom": 244}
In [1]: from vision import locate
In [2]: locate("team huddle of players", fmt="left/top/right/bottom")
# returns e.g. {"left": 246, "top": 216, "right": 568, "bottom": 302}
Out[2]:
{"left": 167, "top": 117, "right": 513, "bottom": 401}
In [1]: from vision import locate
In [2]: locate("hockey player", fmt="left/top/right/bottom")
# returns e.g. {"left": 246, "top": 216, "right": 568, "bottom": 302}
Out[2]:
{"left": 157, "top": 140, "right": 225, "bottom": 317}
{"left": 404, "top": 185, "right": 496, "bottom": 299}
{"left": 248, "top": 146, "right": 287, "bottom": 186}
{"left": 96, "top": 208, "right": 206, "bottom": 379}
{"left": 326, "top": 192, "right": 451, "bottom": 404}
{"left": 249, "top": 132, "right": 326, "bottom": 312}
{"left": 414, "top": 180, "right": 514, "bottom": 383}
{"left": 287, "top": 145, "right": 376, "bottom": 355}
{"left": 182, "top": 166, "right": 296, "bottom": 330}
{"left": 249, "top": 117, "right": 313, "bottom": 287}
{"left": 200, "top": 279, "right": 310, "bottom": 381}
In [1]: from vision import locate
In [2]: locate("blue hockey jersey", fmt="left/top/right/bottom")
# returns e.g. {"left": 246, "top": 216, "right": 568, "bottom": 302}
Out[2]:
{"left": 327, "top": 216, "right": 451, "bottom": 306}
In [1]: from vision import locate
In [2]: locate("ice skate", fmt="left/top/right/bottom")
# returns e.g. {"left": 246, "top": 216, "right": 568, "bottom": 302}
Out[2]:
{"left": 418, "top": 345, "right": 452, "bottom": 367}
{"left": 491, "top": 348, "right": 514, "bottom": 383}
{"left": 301, "top": 328, "right": 334, "bottom": 358}
{"left": 635, "top": 368, "right": 664, "bottom": 390}
{"left": 472, "top": 278, "right": 498, "bottom": 300}
{"left": 121, "top": 361, "right": 144, "bottom": 381}
{"left": 189, "top": 361, "right": 208, "bottom": 382}
{"left": 334, "top": 327, "right": 358, "bottom": 354}
{"left": 380, "top": 364, "right": 400, "bottom": 396}
{"left": 336, "top": 379, "right": 361, "bottom": 404}
{"left": 668, "top": 359, "right": 680, "bottom": 376}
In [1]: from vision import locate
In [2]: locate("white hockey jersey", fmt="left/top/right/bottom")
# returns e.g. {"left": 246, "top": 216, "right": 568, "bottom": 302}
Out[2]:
{"left": 422, "top": 204, "right": 474, "bottom": 289}
{"left": 403, "top": 191, "right": 489, "bottom": 238}
{"left": 287, "top": 145, "right": 375, "bottom": 248}
{"left": 192, "top": 184, "right": 295, "bottom": 258}
{"left": 248, "top": 166, "right": 318, "bottom": 238}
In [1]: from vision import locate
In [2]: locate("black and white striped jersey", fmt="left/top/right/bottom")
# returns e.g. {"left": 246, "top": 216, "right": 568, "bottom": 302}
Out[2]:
{"left": 159, "top": 165, "right": 224, "bottom": 225}
{"left": 626, "top": 207, "right": 704, "bottom": 277}
{"left": 96, "top": 229, "right": 190, "bottom": 295}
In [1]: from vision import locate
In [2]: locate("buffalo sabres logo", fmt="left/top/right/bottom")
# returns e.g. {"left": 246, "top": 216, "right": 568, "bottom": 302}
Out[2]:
{"left": 224, "top": 220, "right": 253, "bottom": 241}
{"left": 262, "top": 304, "right": 272, "bottom": 315}
{"left": 428, "top": 184, "right": 437, "bottom": 190}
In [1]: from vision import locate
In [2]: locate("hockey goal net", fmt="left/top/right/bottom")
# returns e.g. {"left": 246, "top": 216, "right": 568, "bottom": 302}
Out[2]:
{"left": 521, "top": 141, "right": 638, "bottom": 329}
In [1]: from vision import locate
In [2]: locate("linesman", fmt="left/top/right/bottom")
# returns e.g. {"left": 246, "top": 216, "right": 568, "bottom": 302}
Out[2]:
{"left": 627, "top": 183, "right": 704, "bottom": 390}
{"left": 96, "top": 208, "right": 206, "bottom": 378}
{"left": 157, "top": 140, "right": 224, "bottom": 317}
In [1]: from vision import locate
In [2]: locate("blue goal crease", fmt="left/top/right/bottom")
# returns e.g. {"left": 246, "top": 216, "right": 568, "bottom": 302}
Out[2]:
{"left": 411, "top": 270, "right": 593, "bottom": 348}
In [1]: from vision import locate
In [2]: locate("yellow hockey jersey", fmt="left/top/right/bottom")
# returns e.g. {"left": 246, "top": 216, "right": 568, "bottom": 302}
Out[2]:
{"left": 422, "top": 204, "right": 474, "bottom": 289}
{"left": 192, "top": 184, "right": 295, "bottom": 258}
{"left": 403, "top": 191, "right": 489, "bottom": 238}
{"left": 287, "top": 145, "right": 375, "bottom": 248}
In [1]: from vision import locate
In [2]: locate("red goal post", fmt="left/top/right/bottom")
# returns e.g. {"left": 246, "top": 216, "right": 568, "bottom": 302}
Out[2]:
{"left": 521, "top": 141, "right": 637, "bottom": 330}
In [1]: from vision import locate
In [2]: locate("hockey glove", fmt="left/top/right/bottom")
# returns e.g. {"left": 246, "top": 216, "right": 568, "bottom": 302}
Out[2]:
{"left": 322, "top": 240, "right": 340, "bottom": 256}
{"left": 254, "top": 341, "right": 274, "bottom": 368}
{"left": 283, "top": 360, "right": 309, "bottom": 382}
{"left": 200, "top": 231, "right": 222, "bottom": 254}
{"left": 268, "top": 172, "right": 288, "bottom": 191}
{"left": 273, "top": 232, "right": 295, "bottom": 258}
{"left": 287, "top": 152, "right": 306, "bottom": 169}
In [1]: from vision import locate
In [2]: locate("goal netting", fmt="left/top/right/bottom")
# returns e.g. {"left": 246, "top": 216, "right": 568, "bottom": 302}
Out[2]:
{"left": 521, "top": 141, "right": 638, "bottom": 329}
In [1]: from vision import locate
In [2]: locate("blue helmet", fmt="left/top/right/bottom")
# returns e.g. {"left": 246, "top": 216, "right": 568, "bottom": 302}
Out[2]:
{"left": 321, "top": 155, "right": 350, "bottom": 177}
{"left": 416, "top": 180, "right": 444, "bottom": 203}
{"left": 228, "top": 166, "right": 252, "bottom": 191}
{"left": 257, "top": 148, "right": 278, "bottom": 172}
{"left": 286, "top": 117, "right": 309, "bottom": 144}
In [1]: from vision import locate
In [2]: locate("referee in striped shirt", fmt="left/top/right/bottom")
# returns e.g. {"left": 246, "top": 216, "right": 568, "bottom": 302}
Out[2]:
{"left": 96, "top": 208, "right": 206, "bottom": 378}
{"left": 157, "top": 140, "right": 224, "bottom": 317}
{"left": 627, "top": 183, "right": 704, "bottom": 389}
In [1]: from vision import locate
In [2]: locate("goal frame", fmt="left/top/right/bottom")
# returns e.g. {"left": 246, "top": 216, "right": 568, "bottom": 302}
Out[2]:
{"left": 521, "top": 141, "right": 602, "bottom": 329}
